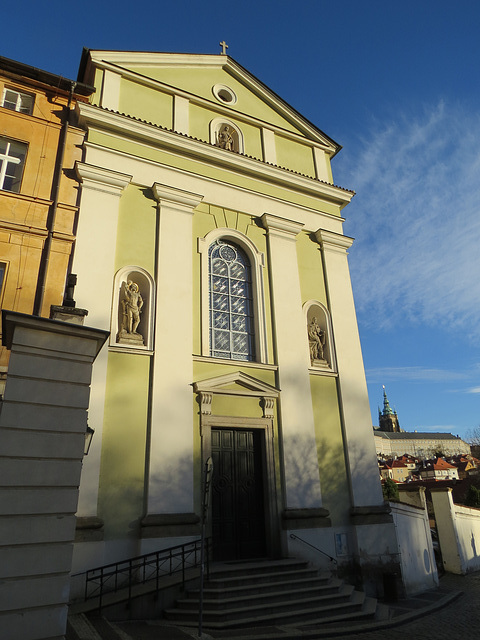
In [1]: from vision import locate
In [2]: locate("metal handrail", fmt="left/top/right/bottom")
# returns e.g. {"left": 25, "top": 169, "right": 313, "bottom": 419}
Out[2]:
{"left": 72, "top": 537, "right": 211, "bottom": 613}
{"left": 290, "top": 533, "right": 337, "bottom": 564}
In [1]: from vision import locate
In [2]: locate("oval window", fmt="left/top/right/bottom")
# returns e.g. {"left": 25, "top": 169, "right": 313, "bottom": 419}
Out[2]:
{"left": 212, "top": 84, "right": 237, "bottom": 105}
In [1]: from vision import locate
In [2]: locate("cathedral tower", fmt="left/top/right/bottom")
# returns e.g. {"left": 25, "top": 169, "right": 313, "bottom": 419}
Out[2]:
{"left": 378, "top": 385, "right": 401, "bottom": 433}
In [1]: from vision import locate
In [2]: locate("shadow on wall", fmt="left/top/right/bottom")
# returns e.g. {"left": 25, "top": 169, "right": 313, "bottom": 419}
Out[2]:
{"left": 316, "top": 437, "right": 352, "bottom": 523}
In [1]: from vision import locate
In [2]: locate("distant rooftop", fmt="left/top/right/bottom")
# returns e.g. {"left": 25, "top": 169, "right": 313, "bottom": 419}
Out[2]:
{"left": 374, "top": 431, "right": 463, "bottom": 441}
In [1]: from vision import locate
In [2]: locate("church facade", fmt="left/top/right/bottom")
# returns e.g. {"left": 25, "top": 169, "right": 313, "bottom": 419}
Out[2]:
{"left": 71, "top": 49, "right": 397, "bottom": 592}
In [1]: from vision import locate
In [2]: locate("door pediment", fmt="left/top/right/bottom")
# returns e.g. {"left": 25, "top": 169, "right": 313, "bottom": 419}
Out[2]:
{"left": 193, "top": 371, "right": 279, "bottom": 417}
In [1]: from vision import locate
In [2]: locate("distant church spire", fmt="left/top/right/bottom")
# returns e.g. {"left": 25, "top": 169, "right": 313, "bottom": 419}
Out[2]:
{"left": 382, "top": 385, "right": 394, "bottom": 415}
{"left": 378, "top": 385, "right": 401, "bottom": 433}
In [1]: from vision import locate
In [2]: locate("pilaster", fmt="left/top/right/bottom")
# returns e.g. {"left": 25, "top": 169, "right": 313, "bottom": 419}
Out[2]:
{"left": 145, "top": 184, "right": 203, "bottom": 521}
{"left": 261, "top": 213, "right": 323, "bottom": 511}
{"left": 315, "top": 228, "right": 384, "bottom": 507}
{"left": 261, "top": 128, "right": 277, "bottom": 165}
{"left": 173, "top": 95, "right": 189, "bottom": 134}
{"left": 72, "top": 162, "right": 132, "bottom": 521}
{"left": 100, "top": 69, "right": 121, "bottom": 111}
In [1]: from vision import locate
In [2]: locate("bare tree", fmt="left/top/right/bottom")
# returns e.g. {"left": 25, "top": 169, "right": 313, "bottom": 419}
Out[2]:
{"left": 465, "top": 426, "right": 480, "bottom": 446}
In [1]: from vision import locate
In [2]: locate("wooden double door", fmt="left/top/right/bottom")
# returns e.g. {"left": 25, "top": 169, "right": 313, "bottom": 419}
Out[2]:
{"left": 211, "top": 428, "right": 267, "bottom": 561}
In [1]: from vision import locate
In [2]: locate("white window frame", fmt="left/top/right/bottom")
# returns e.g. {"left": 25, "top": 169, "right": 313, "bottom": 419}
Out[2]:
{"left": 1, "top": 88, "right": 34, "bottom": 114}
{"left": 212, "top": 84, "right": 238, "bottom": 106}
{"left": 0, "top": 137, "right": 27, "bottom": 192}
{"left": 0, "top": 261, "right": 8, "bottom": 305}
{"left": 198, "top": 228, "right": 267, "bottom": 363}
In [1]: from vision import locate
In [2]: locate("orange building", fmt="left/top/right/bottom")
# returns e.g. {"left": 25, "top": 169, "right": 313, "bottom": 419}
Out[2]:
{"left": 0, "top": 56, "right": 94, "bottom": 389}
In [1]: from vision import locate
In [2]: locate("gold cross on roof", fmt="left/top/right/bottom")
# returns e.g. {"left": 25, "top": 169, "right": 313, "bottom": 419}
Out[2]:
{"left": 219, "top": 40, "right": 228, "bottom": 55}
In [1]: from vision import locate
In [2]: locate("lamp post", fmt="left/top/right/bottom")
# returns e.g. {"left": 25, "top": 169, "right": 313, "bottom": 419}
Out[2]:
{"left": 84, "top": 424, "right": 94, "bottom": 455}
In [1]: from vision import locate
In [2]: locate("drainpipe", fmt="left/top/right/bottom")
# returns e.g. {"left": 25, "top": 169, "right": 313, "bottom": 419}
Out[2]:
{"left": 33, "top": 80, "right": 76, "bottom": 316}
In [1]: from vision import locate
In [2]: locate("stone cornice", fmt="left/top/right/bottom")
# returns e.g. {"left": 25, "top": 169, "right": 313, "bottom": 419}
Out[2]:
{"left": 2, "top": 310, "right": 109, "bottom": 356}
{"left": 75, "top": 161, "right": 132, "bottom": 195}
{"left": 151, "top": 183, "right": 204, "bottom": 210}
{"left": 76, "top": 102, "right": 354, "bottom": 208}
{"left": 315, "top": 228, "right": 354, "bottom": 253}
{"left": 261, "top": 213, "right": 304, "bottom": 239}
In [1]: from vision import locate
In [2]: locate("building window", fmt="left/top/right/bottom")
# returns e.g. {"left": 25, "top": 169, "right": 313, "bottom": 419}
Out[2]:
{"left": 0, "top": 262, "right": 6, "bottom": 298}
{"left": 209, "top": 239, "right": 255, "bottom": 361}
{"left": 1, "top": 88, "right": 34, "bottom": 114}
{"left": 198, "top": 228, "right": 267, "bottom": 363}
{"left": 0, "top": 138, "right": 27, "bottom": 192}
{"left": 212, "top": 84, "right": 237, "bottom": 106}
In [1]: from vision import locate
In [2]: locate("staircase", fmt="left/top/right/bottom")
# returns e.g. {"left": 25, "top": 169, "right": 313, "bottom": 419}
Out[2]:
{"left": 163, "top": 558, "right": 377, "bottom": 630}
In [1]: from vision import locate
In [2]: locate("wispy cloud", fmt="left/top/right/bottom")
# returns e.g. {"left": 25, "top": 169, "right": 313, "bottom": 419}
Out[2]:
{"left": 338, "top": 100, "right": 480, "bottom": 341}
{"left": 467, "top": 387, "right": 480, "bottom": 394}
{"left": 366, "top": 365, "right": 469, "bottom": 383}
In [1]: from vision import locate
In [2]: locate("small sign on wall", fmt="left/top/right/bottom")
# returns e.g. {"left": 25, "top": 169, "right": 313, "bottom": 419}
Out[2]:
{"left": 335, "top": 533, "right": 348, "bottom": 557}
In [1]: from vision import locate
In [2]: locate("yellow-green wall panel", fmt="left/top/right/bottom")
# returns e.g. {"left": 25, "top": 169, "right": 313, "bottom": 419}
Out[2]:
{"left": 297, "top": 231, "right": 328, "bottom": 306}
{"left": 212, "top": 394, "right": 264, "bottom": 418}
{"left": 119, "top": 80, "right": 172, "bottom": 129}
{"left": 275, "top": 135, "right": 316, "bottom": 177}
{"left": 115, "top": 185, "right": 157, "bottom": 274}
{"left": 310, "top": 375, "right": 350, "bottom": 525}
{"left": 99, "top": 351, "right": 151, "bottom": 538}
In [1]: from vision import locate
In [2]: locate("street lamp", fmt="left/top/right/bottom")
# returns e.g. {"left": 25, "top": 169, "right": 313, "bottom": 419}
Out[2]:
{"left": 84, "top": 424, "right": 95, "bottom": 455}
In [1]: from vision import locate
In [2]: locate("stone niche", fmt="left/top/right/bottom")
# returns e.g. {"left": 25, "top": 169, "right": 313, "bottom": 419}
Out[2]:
{"left": 111, "top": 266, "right": 155, "bottom": 351}
{"left": 305, "top": 301, "right": 336, "bottom": 372}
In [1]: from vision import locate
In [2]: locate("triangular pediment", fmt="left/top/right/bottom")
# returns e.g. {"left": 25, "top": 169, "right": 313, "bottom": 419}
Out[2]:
{"left": 81, "top": 50, "right": 339, "bottom": 153}
{"left": 193, "top": 371, "right": 279, "bottom": 398}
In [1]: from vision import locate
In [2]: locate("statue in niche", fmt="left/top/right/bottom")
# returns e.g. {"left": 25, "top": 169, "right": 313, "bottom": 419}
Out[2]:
{"left": 308, "top": 316, "right": 327, "bottom": 365}
{"left": 216, "top": 125, "right": 235, "bottom": 151}
{"left": 117, "top": 280, "right": 144, "bottom": 345}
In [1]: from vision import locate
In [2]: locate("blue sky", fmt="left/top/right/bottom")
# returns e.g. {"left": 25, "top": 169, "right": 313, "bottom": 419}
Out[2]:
{"left": 3, "top": 1, "right": 480, "bottom": 439}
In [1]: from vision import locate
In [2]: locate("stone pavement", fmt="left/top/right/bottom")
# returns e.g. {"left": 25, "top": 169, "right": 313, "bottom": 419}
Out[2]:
{"left": 330, "top": 572, "right": 477, "bottom": 640}
{"left": 113, "top": 572, "right": 477, "bottom": 640}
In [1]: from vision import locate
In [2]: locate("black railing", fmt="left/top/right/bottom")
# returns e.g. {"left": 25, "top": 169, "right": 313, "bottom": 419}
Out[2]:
{"left": 73, "top": 537, "right": 211, "bottom": 613}
{"left": 290, "top": 533, "right": 337, "bottom": 565}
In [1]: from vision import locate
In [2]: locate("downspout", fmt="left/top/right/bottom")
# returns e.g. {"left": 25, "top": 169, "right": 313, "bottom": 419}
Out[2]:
{"left": 33, "top": 80, "right": 76, "bottom": 316}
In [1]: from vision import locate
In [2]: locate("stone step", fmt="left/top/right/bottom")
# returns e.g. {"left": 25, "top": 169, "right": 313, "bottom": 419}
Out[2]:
{"left": 207, "top": 558, "right": 310, "bottom": 578}
{"left": 188, "top": 576, "right": 343, "bottom": 600}
{"left": 175, "top": 582, "right": 353, "bottom": 612}
{"left": 165, "top": 590, "right": 369, "bottom": 629}
{"left": 203, "top": 567, "right": 324, "bottom": 590}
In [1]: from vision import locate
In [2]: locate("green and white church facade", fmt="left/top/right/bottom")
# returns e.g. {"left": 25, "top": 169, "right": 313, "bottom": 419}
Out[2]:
{"left": 71, "top": 49, "right": 396, "bottom": 591}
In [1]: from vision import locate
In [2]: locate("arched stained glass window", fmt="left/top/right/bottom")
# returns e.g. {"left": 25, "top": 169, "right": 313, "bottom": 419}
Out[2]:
{"left": 209, "top": 239, "right": 255, "bottom": 361}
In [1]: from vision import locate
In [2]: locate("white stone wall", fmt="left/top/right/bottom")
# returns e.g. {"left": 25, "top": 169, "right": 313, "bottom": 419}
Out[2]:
{"left": 390, "top": 501, "right": 438, "bottom": 595}
{"left": 432, "top": 488, "right": 480, "bottom": 575}
{"left": 0, "top": 313, "right": 108, "bottom": 640}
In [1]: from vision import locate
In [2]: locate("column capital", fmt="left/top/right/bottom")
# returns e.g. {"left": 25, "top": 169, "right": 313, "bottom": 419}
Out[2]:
{"left": 74, "top": 162, "right": 132, "bottom": 196}
{"left": 151, "top": 183, "right": 204, "bottom": 211}
{"left": 315, "top": 228, "right": 354, "bottom": 253}
{"left": 261, "top": 213, "right": 304, "bottom": 239}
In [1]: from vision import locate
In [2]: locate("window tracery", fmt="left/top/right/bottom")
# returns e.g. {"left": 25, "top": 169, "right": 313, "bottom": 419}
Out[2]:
{"left": 209, "top": 239, "right": 255, "bottom": 361}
